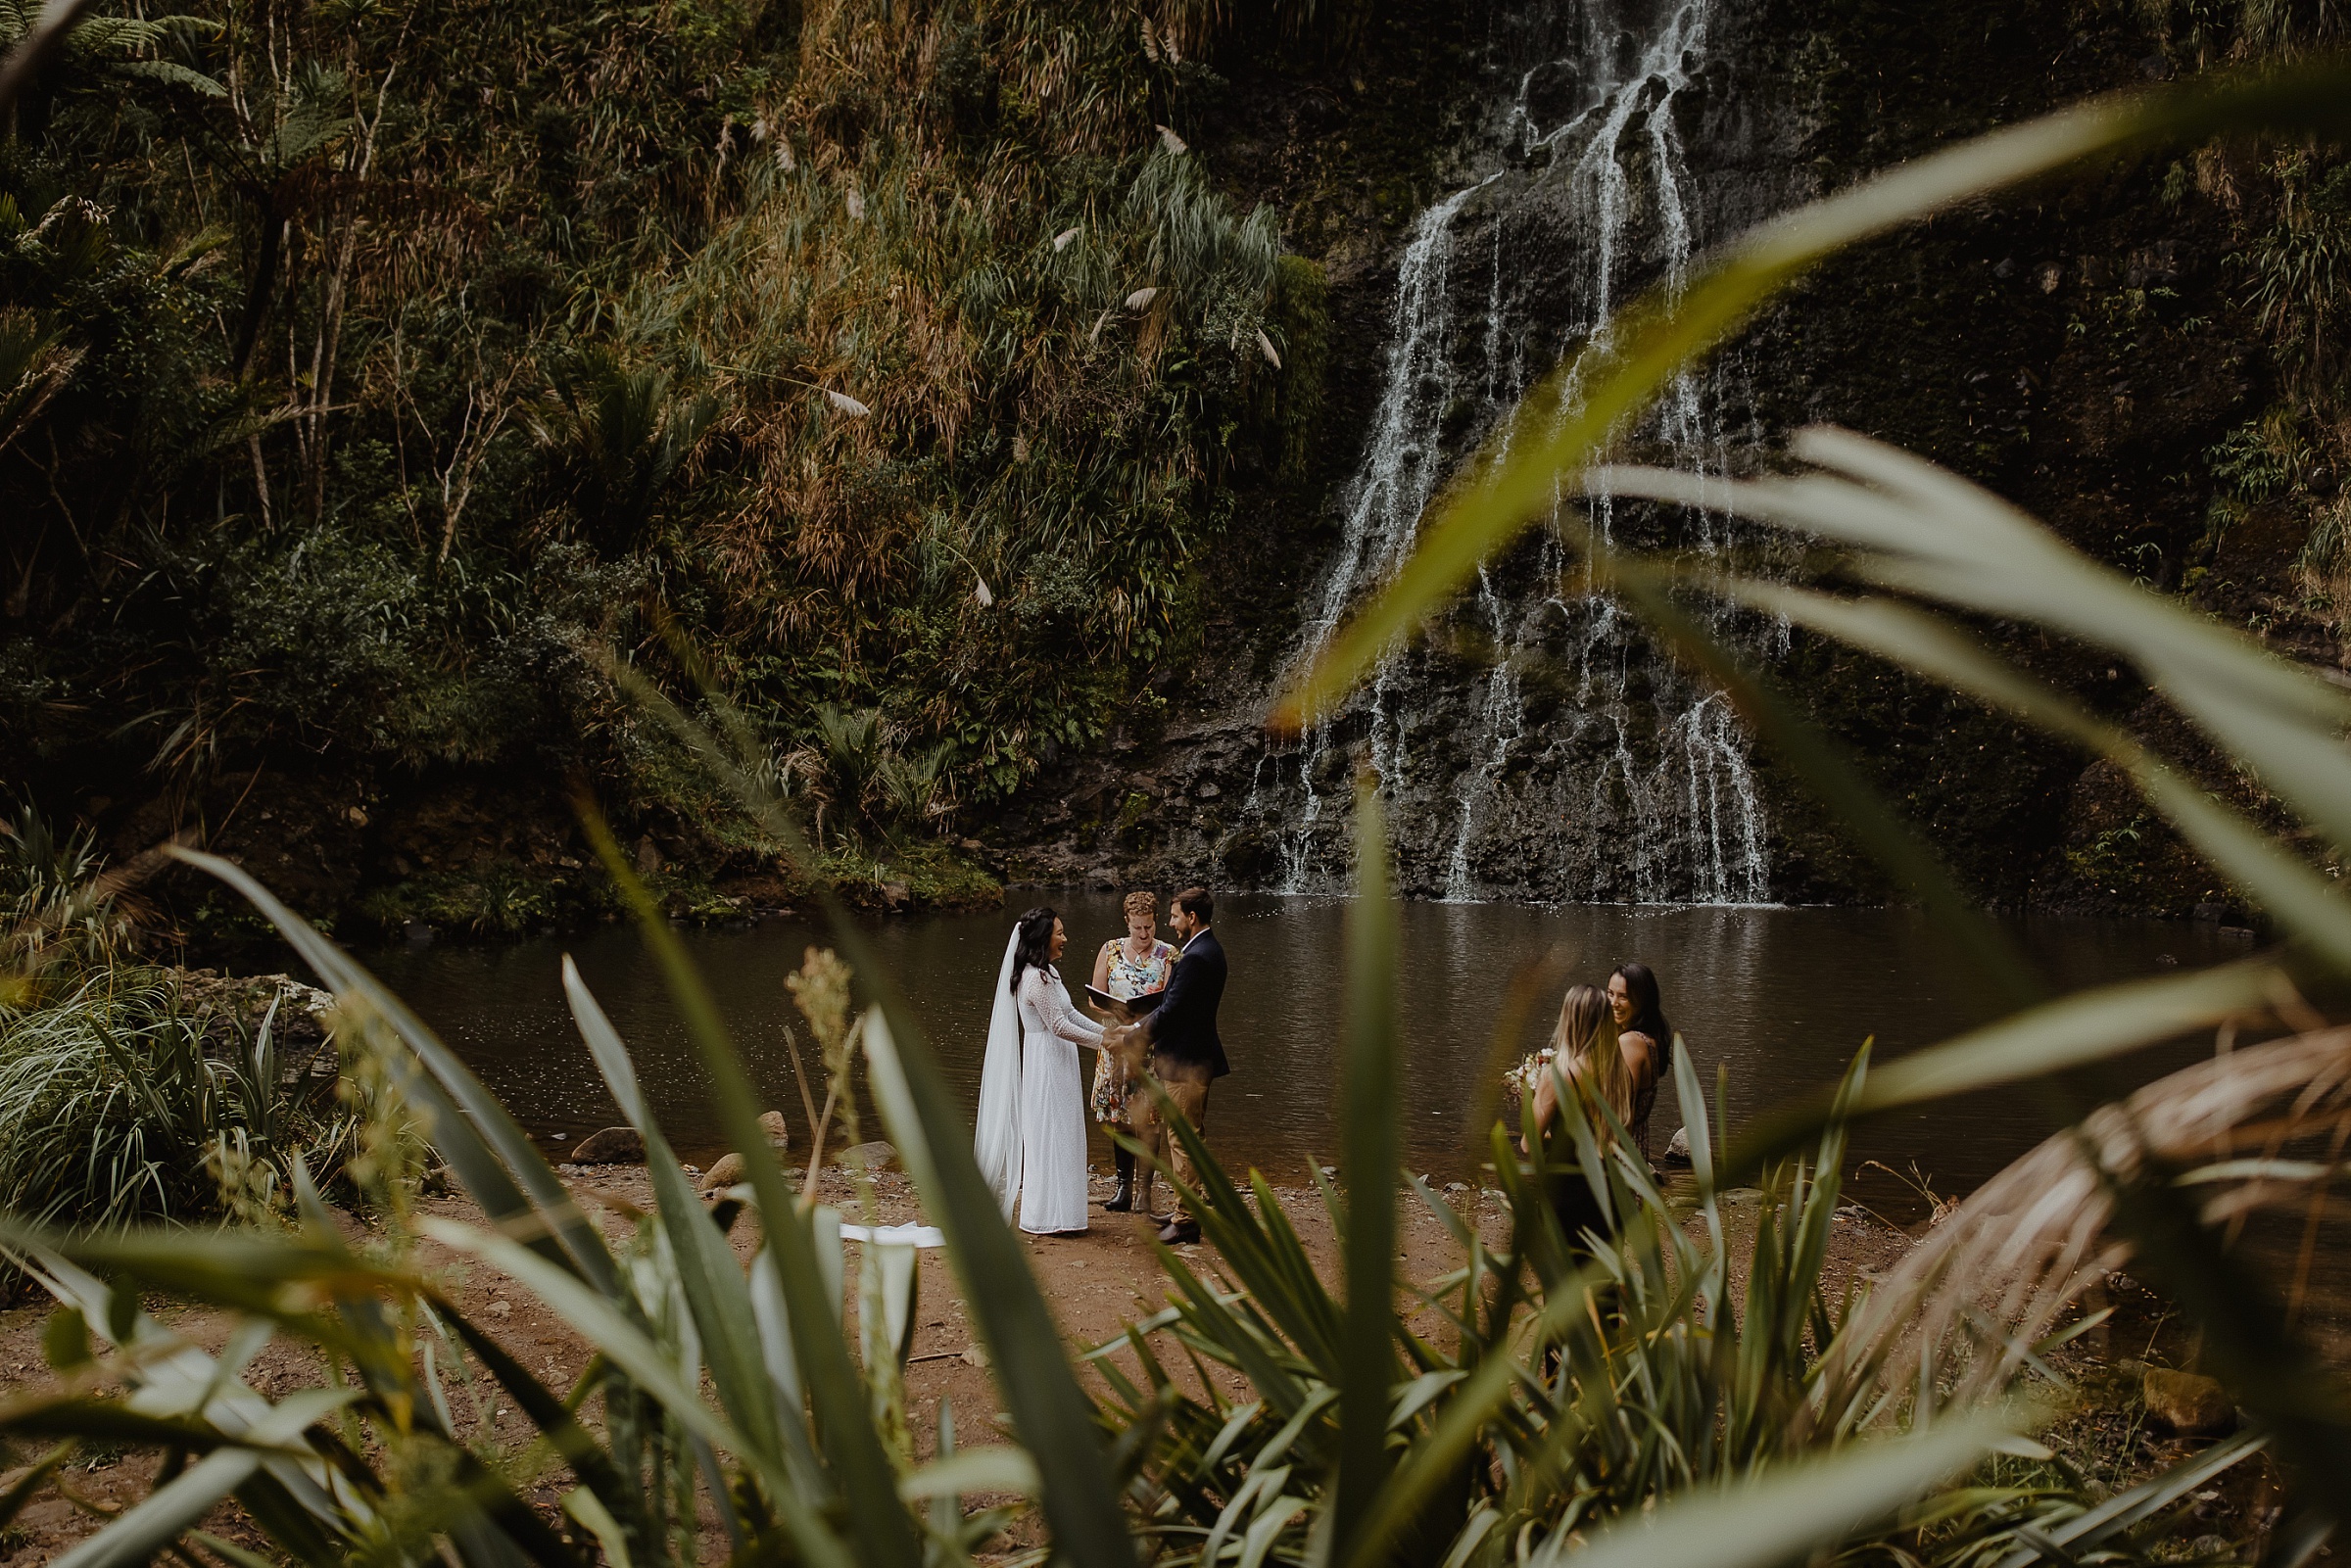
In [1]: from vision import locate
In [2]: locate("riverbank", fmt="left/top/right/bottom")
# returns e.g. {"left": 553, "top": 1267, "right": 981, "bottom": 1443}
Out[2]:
{"left": 0, "top": 1156, "right": 2269, "bottom": 1566}
{"left": 120, "top": 763, "right": 1009, "bottom": 959}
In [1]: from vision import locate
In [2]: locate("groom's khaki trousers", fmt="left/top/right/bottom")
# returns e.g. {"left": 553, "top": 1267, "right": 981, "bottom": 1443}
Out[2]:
{"left": 1150, "top": 1055, "right": 1214, "bottom": 1222}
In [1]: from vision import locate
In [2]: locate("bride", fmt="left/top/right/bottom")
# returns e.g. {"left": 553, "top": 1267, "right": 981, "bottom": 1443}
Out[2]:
{"left": 975, "top": 905, "right": 1106, "bottom": 1234}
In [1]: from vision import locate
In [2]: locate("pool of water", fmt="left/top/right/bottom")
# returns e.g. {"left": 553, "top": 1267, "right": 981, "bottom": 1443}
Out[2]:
{"left": 362, "top": 894, "right": 2256, "bottom": 1218}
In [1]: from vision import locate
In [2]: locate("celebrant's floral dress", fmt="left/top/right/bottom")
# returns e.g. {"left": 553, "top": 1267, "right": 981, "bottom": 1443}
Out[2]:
{"left": 1090, "top": 936, "right": 1176, "bottom": 1123}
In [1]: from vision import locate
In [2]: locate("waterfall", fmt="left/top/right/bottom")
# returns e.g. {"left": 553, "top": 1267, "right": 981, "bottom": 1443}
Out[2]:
{"left": 1247, "top": 0, "right": 1772, "bottom": 905}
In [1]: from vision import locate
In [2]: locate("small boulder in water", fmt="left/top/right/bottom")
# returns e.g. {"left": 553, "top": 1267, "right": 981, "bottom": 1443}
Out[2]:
{"left": 571, "top": 1126, "right": 647, "bottom": 1164}
{"left": 758, "top": 1109, "right": 791, "bottom": 1149}
{"left": 1662, "top": 1125, "right": 1693, "bottom": 1167}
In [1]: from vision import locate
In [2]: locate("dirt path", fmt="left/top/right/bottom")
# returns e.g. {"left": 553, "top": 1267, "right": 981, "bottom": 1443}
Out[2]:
{"left": 0, "top": 1160, "right": 1916, "bottom": 1565}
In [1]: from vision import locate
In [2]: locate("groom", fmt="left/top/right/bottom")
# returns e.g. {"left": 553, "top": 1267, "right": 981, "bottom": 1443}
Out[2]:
{"left": 1139, "top": 885, "right": 1226, "bottom": 1244}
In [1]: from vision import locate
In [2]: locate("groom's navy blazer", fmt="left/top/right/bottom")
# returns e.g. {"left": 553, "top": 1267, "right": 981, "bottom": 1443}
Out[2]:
{"left": 1147, "top": 928, "right": 1229, "bottom": 1078}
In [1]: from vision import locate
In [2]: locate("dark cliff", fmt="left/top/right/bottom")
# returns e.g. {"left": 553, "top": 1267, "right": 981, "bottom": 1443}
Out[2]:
{"left": 999, "top": 0, "right": 2345, "bottom": 919}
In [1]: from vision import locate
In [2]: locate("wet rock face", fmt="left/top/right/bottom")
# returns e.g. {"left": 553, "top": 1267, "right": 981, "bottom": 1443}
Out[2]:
{"left": 1003, "top": 0, "right": 2280, "bottom": 915}
{"left": 1247, "top": 0, "right": 1788, "bottom": 904}
{"left": 1007, "top": 0, "right": 1806, "bottom": 902}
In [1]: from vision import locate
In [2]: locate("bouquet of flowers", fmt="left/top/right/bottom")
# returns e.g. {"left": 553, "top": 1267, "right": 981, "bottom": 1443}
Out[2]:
{"left": 1502, "top": 1046, "right": 1559, "bottom": 1108}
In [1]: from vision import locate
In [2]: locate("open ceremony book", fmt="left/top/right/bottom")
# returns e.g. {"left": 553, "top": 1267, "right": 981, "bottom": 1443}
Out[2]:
{"left": 1084, "top": 984, "right": 1168, "bottom": 1016}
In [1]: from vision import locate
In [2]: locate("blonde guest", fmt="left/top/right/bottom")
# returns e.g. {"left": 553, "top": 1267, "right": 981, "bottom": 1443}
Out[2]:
{"left": 1088, "top": 890, "right": 1176, "bottom": 1212}
{"left": 1523, "top": 984, "right": 1638, "bottom": 1255}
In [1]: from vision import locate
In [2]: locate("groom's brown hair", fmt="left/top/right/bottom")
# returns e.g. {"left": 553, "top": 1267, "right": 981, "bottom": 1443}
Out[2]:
{"left": 1173, "top": 886, "right": 1213, "bottom": 924}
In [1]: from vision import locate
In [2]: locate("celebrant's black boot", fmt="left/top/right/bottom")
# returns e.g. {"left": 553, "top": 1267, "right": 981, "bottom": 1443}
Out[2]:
{"left": 1103, "top": 1146, "right": 1135, "bottom": 1212}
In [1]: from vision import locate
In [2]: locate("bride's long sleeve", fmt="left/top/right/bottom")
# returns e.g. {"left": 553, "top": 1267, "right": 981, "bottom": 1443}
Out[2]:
{"left": 1023, "top": 968, "right": 1104, "bottom": 1047}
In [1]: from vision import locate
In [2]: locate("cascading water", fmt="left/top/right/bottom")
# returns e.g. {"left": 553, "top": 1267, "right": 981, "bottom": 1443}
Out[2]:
{"left": 1246, "top": 0, "right": 1772, "bottom": 904}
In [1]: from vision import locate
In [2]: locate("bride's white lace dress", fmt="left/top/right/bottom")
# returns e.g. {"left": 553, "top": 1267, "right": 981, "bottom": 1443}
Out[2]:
{"left": 1014, "top": 964, "right": 1102, "bottom": 1233}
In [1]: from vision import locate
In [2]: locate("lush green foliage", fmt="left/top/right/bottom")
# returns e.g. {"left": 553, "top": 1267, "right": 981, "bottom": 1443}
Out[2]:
{"left": 2116, "top": 3, "right": 2351, "bottom": 638}
{"left": 0, "top": 966, "right": 356, "bottom": 1235}
{"left": 4, "top": 36, "right": 2349, "bottom": 1568}
{"left": 0, "top": 797, "right": 130, "bottom": 997}
{"left": 1, "top": 0, "right": 1327, "bottom": 824}
{"left": 0, "top": 807, "right": 361, "bottom": 1251}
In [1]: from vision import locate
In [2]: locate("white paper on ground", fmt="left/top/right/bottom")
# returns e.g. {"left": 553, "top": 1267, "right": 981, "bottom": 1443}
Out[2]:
{"left": 839, "top": 1222, "right": 946, "bottom": 1249}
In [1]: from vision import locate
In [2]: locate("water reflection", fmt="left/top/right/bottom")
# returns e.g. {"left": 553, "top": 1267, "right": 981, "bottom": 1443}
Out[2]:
{"left": 365, "top": 894, "right": 2252, "bottom": 1217}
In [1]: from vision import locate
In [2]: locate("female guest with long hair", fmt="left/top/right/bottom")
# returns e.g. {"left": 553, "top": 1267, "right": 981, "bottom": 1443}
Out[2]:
{"left": 1605, "top": 961, "right": 1670, "bottom": 1163}
{"left": 1089, "top": 890, "right": 1176, "bottom": 1212}
{"left": 973, "top": 905, "right": 1103, "bottom": 1234}
{"left": 1524, "top": 984, "right": 1636, "bottom": 1255}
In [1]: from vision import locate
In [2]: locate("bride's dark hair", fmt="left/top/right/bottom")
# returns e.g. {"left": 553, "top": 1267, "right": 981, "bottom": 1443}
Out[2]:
{"left": 1010, "top": 905, "right": 1059, "bottom": 993}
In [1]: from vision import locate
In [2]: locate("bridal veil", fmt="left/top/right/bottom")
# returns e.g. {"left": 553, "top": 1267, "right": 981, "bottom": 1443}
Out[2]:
{"left": 974, "top": 926, "right": 1024, "bottom": 1215}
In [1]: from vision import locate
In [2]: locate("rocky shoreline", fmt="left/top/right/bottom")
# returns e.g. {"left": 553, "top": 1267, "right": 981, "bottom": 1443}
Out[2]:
{"left": 132, "top": 769, "right": 1009, "bottom": 960}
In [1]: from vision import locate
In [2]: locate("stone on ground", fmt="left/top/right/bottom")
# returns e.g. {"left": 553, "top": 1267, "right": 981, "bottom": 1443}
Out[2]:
{"left": 693, "top": 1112, "right": 789, "bottom": 1188}
{"left": 571, "top": 1126, "right": 647, "bottom": 1164}
{"left": 840, "top": 1140, "right": 896, "bottom": 1170}
{"left": 2142, "top": 1367, "right": 2234, "bottom": 1436}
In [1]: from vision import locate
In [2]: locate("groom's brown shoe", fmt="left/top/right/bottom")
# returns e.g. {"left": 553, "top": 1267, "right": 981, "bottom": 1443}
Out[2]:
{"left": 1157, "top": 1217, "right": 1200, "bottom": 1245}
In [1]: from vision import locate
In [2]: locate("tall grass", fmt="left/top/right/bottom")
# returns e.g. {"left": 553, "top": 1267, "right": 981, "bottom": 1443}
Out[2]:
{"left": 1096, "top": 1036, "right": 2292, "bottom": 1568}
{"left": 0, "top": 968, "right": 359, "bottom": 1237}
{"left": 1, "top": 798, "right": 135, "bottom": 1004}
{"left": 1, "top": 806, "right": 360, "bottom": 1246}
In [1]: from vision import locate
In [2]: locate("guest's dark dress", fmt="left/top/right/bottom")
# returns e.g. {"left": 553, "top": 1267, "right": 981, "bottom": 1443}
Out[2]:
{"left": 1532, "top": 1073, "right": 1625, "bottom": 1259}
